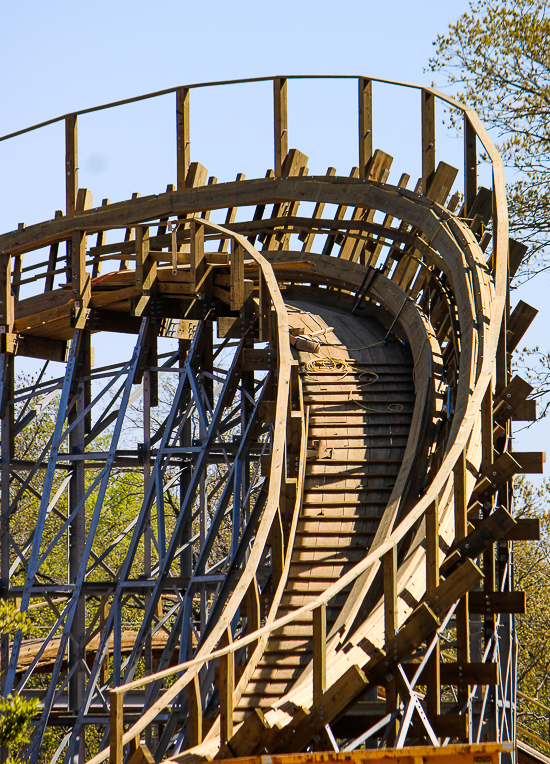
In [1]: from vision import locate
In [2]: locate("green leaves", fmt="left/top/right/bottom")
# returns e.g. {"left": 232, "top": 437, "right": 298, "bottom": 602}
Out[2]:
{"left": 429, "top": 0, "right": 550, "bottom": 278}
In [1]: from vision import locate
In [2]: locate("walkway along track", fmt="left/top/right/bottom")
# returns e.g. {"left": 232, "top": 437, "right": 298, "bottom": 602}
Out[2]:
{"left": 0, "top": 77, "right": 543, "bottom": 764}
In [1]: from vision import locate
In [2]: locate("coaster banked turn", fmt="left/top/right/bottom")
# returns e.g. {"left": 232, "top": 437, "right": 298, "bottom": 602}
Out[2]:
{"left": 0, "top": 77, "right": 539, "bottom": 764}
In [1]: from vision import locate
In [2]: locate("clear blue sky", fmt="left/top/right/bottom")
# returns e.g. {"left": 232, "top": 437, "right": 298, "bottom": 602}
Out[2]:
{"left": 1, "top": 0, "right": 547, "bottom": 470}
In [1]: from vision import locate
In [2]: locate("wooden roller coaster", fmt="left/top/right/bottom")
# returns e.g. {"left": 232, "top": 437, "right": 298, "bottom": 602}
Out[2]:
{"left": 0, "top": 76, "right": 544, "bottom": 764}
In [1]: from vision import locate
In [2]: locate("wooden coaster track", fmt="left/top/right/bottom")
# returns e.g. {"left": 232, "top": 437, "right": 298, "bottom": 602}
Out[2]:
{"left": 0, "top": 76, "right": 542, "bottom": 764}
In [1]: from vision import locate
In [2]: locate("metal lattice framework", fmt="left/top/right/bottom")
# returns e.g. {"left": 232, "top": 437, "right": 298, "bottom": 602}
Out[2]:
{"left": 0, "top": 76, "right": 542, "bottom": 764}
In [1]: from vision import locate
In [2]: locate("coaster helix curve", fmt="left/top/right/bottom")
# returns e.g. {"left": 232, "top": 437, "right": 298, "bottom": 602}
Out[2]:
{"left": 0, "top": 76, "right": 539, "bottom": 764}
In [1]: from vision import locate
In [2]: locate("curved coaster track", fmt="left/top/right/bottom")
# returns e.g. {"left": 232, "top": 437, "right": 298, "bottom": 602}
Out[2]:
{"left": 0, "top": 77, "right": 542, "bottom": 764}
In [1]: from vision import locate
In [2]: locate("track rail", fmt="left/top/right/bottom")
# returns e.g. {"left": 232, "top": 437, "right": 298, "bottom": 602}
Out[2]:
{"left": 0, "top": 76, "right": 539, "bottom": 764}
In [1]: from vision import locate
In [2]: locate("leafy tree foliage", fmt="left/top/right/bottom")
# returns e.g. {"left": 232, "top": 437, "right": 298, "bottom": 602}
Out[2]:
{"left": 513, "top": 478, "right": 550, "bottom": 750}
{"left": 429, "top": 0, "right": 550, "bottom": 282}
{"left": 0, "top": 601, "right": 39, "bottom": 764}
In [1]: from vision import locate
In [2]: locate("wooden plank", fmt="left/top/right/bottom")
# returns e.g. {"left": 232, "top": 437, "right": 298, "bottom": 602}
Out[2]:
{"left": 507, "top": 300, "right": 538, "bottom": 352}
{"left": 133, "top": 226, "right": 155, "bottom": 317}
{"left": 464, "top": 114, "right": 477, "bottom": 215}
{"left": 426, "top": 161, "right": 458, "bottom": 206}
{"left": 190, "top": 219, "right": 205, "bottom": 292}
{"left": 0, "top": 253, "right": 13, "bottom": 330}
{"left": 383, "top": 546, "right": 397, "bottom": 644}
{"left": 440, "top": 507, "right": 516, "bottom": 577}
{"left": 509, "top": 238, "right": 529, "bottom": 279}
{"left": 220, "top": 627, "right": 234, "bottom": 744}
{"left": 176, "top": 87, "right": 190, "bottom": 189}
{"left": 512, "top": 451, "right": 545, "bottom": 474}
{"left": 471, "top": 517, "right": 539, "bottom": 542}
{"left": 359, "top": 78, "right": 373, "bottom": 178}
{"left": 109, "top": 690, "right": 123, "bottom": 764}
{"left": 16, "top": 335, "right": 68, "bottom": 362}
{"left": 422, "top": 90, "right": 435, "bottom": 193}
{"left": 442, "top": 661, "right": 498, "bottom": 686}
{"left": 513, "top": 398, "right": 537, "bottom": 422}
{"left": 188, "top": 674, "right": 202, "bottom": 747}
{"left": 274, "top": 78, "right": 288, "bottom": 177}
{"left": 230, "top": 239, "right": 245, "bottom": 311}
{"left": 65, "top": 114, "right": 78, "bottom": 215}
{"left": 469, "top": 591, "right": 525, "bottom": 614}
{"left": 493, "top": 374, "right": 534, "bottom": 430}
{"left": 220, "top": 708, "right": 271, "bottom": 758}
{"left": 312, "top": 603, "right": 326, "bottom": 706}
{"left": 471, "top": 451, "right": 521, "bottom": 503}
{"left": 70, "top": 229, "right": 90, "bottom": 329}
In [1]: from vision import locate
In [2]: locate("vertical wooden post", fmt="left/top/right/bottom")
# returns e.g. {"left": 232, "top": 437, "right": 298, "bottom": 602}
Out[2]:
{"left": 383, "top": 547, "right": 397, "bottom": 644}
{"left": 246, "top": 576, "right": 260, "bottom": 655}
{"left": 188, "top": 674, "right": 203, "bottom": 747}
{"left": 464, "top": 115, "right": 477, "bottom": 216}
{"left": 359, "top": 77, "right": 373, "bottom": 179}
{"left": 454, "top": 450, "right": 470, "bottom": 715}
{"left": 230, "top": 239, "right": 244, "bottom": 312}
{"left": 109, "top": 690, "right": 123, "bottom": 764}
{"left": 65, "top": 114, "right": 78, "bottom": 216}
{"left": 425, "top": 498, "right": 441, "bottom": 722}
{"left": 383, "top": 546, "right": 398, "bottom": 745}
{"left": 176, "top": 88, "right": 190, "bottom": 189}
{"left": 274, "top": 77, "right": 288, "bottom": 177}
{"left": 190, "top": 220, "right": 205, "bottom": 293}
{"left": 422, "top": 90, "right": 436, "bottom": 195}
{"left": 70, "top": 230, "right": 90, "bottom": 329}
{"left": 481, "top": 384, "right": 494, "bottom": 471}
{"left": 313, "top": 602, "right": 326, "bottom": 706}
{"left": 259, "top": 272, "right": 271, "bottom": 342}
{"left": 220, "top": 627, "right": 234, "bottom": 744}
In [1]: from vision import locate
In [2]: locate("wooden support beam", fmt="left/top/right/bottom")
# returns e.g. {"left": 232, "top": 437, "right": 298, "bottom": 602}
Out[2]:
{"left": 509, "top": 238, "right": 529, "bottom": 279}
{"left": 493, "top": 374, "right": 534, "bottom": 430}
{"left": 15, "top": 335, "right": 68, "bottom": 362}
{"left": 469, "top": 591, "right": 525, "bottom": 614}
{"left": 471, "top": 452, "right": 521, "bottom": 504}
{"left": 245, "top": 576, "right": 260, "bottom": 655}
{"left": 230, "top": 239, "right": 245, "bottom": 311}
{"left": 464, "top": 115, "right": 477, "bottom": 215}
{"left": 219, "top": 627, "right": 234, "bottom": 744}
{"left": 383, "top": 546, "right": 397, "bottom": 645}
{"left": 133, "top": 226, "right": 155, "bottom": 317}
{"left": 70, "top": 230, "right": 90, "bottom": 329}
{"left": 422, "top": 90, "right": 436, "bottom": 194}
{"left": 65, "top": 114, "right": 78, "bottom": 216}
{"left": 441, "top": 506, "right": 516, "bottom": 577}
{"left": 383, "top": 545, "right": 398, "bottom": 746}
{"left": 313, "top": 602, "right": 326, "bottom": 706}
{"left": 425, "top": 498, "right": 440, "bottom": 721}
{"left": 507, "top": 300, "right": 538, "bottom": 352}
{"left": 513, "top": 398, "right": 537, "bottom": 422}
{"left": 109, "top": 690, "right": 123, "bottom": 764}
{"left": 176, "top": 87, "right": 190, "bottom": 189}
{"left": 274, "top": 77, "right": 288, "bottom": 177}
{"left": 190, "top": 219, "right": 205, "bottom": 293}
{"left": 188, "top": 674, "right": 202, "bottom": 747}
{"left": 512, "top": 451, "right": 545, "bottom": 474}
{"left": 453, "top": 449, "right": 469, "bottom": 712}
{"left": 359, "top": 78, "right": 373, "bottom": 179}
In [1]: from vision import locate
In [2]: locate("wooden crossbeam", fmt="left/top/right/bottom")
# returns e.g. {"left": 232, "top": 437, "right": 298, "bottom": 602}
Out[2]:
{"left": 507, "top": 300, "right": 538, "bottom": 352}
